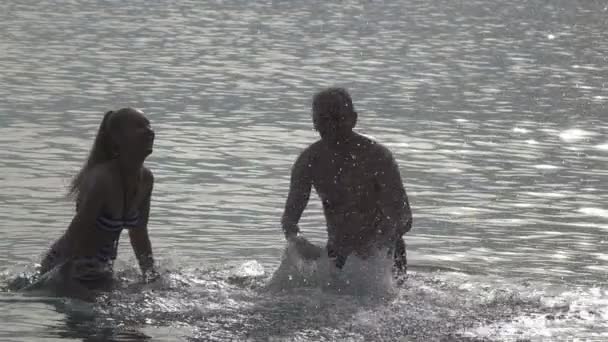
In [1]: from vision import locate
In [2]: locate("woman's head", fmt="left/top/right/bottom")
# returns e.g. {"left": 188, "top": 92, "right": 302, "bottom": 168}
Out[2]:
{"left": 104, "top": 108, "right": 155, "bottom": 159}
{"left": 69, "top": 108, "right": 154, "bottom": 198}
{"left": 312, "top": 87, "right": 357, "bottom": 143}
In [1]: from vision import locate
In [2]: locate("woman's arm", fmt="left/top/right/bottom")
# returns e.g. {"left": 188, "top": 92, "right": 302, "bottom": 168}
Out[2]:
{"left": 128, "top": 169, "right": 155, "bottom": 278}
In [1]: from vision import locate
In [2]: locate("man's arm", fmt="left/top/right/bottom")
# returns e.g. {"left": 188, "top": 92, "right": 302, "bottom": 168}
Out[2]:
{"left": 376, "top": 148, "right": 413, "bottom": 236}
{"left": 281, "top": 149, "right": 313, "bottom": 240}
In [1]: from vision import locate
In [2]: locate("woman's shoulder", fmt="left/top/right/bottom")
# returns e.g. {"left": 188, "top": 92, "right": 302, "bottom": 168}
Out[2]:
{"left": 75, "top": 162, "right": 114, "bottom": 203}
{"left": 141, "top": 166, "right": 154, "bottom": 182}
{"left": 141, "top": 166, "right": 154, "bottom": 192}
{"left": 83, "top": 162, "right": 114, "bottom": 189}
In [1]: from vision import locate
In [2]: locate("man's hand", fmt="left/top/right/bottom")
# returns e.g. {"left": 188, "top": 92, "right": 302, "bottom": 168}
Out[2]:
{"left": 283, "top": 223, "right": 300, "bottom": 240}
{"left": 289, "top": 235, "right": 322, "bottom": 261}
{"left": 142, "top": 268, "right": 161, "bottom": 283}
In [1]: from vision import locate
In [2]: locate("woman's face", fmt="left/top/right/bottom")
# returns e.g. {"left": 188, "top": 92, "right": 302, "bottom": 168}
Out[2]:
{"left": 115, "top": 109, "right": 155, "bottom": 159}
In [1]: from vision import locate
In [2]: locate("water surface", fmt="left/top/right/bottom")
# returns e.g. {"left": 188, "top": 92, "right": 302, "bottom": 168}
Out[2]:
{"left": 1, "top": 0, "right": 607, "bottom": 341}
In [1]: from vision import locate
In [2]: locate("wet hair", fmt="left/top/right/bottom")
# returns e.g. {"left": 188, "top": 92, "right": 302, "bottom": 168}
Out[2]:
{"left": 313, "top": 87, "right": 355, "bottom": 117}
{"left": 312, "top": 87, "right": 357, "bottom": 129}
{"left": 68, "top": 109, "right": 128, "bottom": 199}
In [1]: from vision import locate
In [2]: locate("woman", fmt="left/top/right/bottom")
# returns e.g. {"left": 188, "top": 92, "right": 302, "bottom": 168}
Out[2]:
{"left": 39, "top": 107, "right": 157, "bottom": 290}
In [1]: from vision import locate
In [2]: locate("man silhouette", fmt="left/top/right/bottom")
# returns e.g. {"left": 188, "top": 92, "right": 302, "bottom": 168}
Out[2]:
{"left": 281, "top": 87, "right": 412, "bottom": 272}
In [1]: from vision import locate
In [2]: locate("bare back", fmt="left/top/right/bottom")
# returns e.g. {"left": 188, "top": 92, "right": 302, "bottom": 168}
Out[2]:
{"left": 282, "top": 132, "right": 411, "bottom": 259}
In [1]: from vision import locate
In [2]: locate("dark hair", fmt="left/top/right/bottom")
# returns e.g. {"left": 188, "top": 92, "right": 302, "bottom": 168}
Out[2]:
{"left": 68, "top": 110, "right": 121, "bottom": 199}
{"left": 312, "top": 87, "right": 355, "bottom": 118}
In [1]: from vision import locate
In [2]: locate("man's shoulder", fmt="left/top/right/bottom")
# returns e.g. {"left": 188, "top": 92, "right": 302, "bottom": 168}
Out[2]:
{"left": 299, "top": 140, "right": 324, "bottom": 159}
{"left": 357, "top": 133, "right": 394, "bottom": 160}
{"left": 309, "top": 139, "right": 325, "bottom": 151}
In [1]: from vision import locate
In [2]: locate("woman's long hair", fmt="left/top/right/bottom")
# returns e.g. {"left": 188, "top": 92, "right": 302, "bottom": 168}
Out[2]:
{"left": 68, "top": 110, "right": 118, "bottom": 200}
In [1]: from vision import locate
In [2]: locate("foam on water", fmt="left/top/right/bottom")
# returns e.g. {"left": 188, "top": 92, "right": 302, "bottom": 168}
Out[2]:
{"left": 1, "top": 248, "right": 607, "bottom": 341}
{"left": 463, "top": 286, "right": 608, "bottom": 341}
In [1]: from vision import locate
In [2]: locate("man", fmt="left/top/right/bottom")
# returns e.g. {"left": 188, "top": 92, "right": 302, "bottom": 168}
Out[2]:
{"left": 281, "top": 87, "right": 412, "bottom": 272}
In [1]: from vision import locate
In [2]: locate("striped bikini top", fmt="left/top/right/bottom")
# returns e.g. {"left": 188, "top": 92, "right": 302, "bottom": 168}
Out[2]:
{"left": 94, "top": 211, "right": 141, "bottom": 262}
{"left": 75, "top": 169, "right": 144, "bottom": 262}
{"left": 96, "top": 211, "right": 141, "bottom": 232}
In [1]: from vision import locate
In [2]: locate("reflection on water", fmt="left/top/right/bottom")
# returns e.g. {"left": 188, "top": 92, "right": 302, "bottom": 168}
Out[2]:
{"left": 0, "top": 0, "right": 607, "bottom": 340}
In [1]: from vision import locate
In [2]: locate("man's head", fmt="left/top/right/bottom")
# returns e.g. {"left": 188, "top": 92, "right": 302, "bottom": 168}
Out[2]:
{"left": 312, "top": 87, "right": 357, "bottom": 143}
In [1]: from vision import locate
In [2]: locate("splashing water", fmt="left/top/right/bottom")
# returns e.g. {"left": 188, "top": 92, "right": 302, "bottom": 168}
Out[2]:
{"left": 1, "top": 247, "right": 607, "bottom": 341}
{"left": 267, "top": 240, "right": 397, "bottom": 299}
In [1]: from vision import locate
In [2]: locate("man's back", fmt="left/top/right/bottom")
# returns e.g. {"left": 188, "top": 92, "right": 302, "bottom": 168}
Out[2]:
{"left": 304, "top": 133, "right": 405, "bottom": 257}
